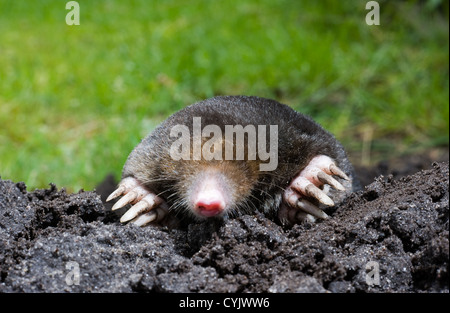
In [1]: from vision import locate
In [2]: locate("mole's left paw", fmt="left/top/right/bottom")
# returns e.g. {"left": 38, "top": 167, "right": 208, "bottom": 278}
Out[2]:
{"left": 279, "top": 155, "right": 349, "bottom": 225}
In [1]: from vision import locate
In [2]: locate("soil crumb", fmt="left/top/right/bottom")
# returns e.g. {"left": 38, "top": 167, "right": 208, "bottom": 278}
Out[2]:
{"left": 0, "top": 159, "right": 448, "bottom": 292}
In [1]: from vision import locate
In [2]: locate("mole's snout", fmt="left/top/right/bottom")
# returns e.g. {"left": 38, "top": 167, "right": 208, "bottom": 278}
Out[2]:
{"left": 190, "top": 172, "right": 230, "bottom": 218}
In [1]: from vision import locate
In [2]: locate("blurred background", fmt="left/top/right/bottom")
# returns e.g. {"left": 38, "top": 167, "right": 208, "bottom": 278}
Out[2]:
{"left": 0, "top": 0, "right": 448, "bottom": 192}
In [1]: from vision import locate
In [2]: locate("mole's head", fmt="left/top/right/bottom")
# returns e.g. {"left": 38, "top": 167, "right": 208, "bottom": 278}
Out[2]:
{"left": 169, "top": 160, "right": 260, "bottom": 220}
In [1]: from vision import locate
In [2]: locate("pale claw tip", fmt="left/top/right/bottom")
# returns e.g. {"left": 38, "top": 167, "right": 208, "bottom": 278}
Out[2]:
{"left": 297, "top": 199, "right": 329, "bottom": 219}
{"left": 111, "top": 191, "right": 137, "bottom": 211}
{"left": 329, "top": 164, "right": 350, "bottom": 181}
{"left": 305, "top": 184, "right": 334, "bottom": 206}
{"left": 120, "top": 200, "right": 150, "bottom": 223}
{"left": 131, "top": 212, "right": 158, "bottom": 227}
{"left": 317, "top": 171, "right": 346, "bottom": 191}
{"left": 106, "top": 186, "right": 125, "bottom": 202}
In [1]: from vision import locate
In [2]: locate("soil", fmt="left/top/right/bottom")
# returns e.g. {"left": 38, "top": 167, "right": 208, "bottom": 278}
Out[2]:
{"left": 0, "top": 150, "right": 448, "bottom": 293}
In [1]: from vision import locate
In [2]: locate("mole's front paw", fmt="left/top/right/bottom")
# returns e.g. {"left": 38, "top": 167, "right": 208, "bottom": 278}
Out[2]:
{"left": 106, "top": 177, "right": 168, "bottom": 226}
{"left": 279, "top": 155, "right": 349, "bottom": 225}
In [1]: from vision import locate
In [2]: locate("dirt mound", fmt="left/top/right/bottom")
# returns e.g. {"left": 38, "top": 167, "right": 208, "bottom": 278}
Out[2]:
{"left": 0, "top": 161, "right": 448, "bottom": 292}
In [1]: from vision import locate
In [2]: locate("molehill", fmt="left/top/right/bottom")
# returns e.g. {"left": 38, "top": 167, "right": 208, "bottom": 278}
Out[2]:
{"left": 0, "top": 160, "right": 448, "bottom": 292}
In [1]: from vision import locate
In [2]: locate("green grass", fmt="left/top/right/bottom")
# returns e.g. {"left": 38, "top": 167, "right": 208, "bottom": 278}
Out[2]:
{"left": 0, "top": 0, "right": 448, "bottom": 191}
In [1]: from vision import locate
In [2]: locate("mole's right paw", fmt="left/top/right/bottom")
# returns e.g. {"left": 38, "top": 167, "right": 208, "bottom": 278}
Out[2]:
{"left": 106, "top": 177, "right": 168, "bottom": 226}
{"left": 279, "top": 155, "right": 350, "bottom": 225}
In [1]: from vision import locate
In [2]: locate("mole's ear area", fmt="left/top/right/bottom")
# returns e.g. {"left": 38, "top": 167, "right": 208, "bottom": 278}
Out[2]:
{"left": 280, "top": 155, "right": 350, "bottom": 225}
{"left": 106, "top": 176, "right": 168, "bottom": 226}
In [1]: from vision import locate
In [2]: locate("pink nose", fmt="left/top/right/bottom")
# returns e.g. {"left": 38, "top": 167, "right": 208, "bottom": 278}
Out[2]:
{"left": 195, "top": 199, "right": 224, "bottom": 217}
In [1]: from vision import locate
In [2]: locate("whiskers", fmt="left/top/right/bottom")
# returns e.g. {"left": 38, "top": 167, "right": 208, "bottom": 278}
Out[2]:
{"left": 137, "top": 161, "right": 293, "bottom": 221}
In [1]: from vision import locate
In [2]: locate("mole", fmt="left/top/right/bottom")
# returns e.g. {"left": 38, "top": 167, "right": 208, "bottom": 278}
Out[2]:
{"left": 107, "top": 96, "right": 358, "bottom": 226}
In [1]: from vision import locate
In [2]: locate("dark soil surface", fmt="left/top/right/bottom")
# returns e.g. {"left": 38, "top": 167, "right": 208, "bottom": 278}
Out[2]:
{"left": 0, "top": 151, "right": 448, "bottom": 293}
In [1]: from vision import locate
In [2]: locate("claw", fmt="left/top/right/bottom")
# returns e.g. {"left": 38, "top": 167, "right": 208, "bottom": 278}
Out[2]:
{"left": 106, "top": 177, "right": 169, "bottom": 226}
{"left": 110, "top": 181, "right": 157, "bottom": 212}
{"left": 131, "top": 211, "right": 158, "bottom": 226}
{"left": 112, "top": 191, "right": 138, "bottom": 211}
{"left": 304, "top": 184, "right": 335, "bottom": 206}
{"left": 316, "top": 171, "right": 345, "bottom": 191}
{"left": 279, "top": 201, "right": 319, "bottom": 225}
{"left": 307, "top": 155, "right": 350, "bottom": 181}
{"left": 285, "top": 180, "right": 333, "bottom": 207}
{"left": 107, "top": 177, "right": 141, "bottom": 202}
{"left": 296, "top": 198, "right": 329, "bottom": 219}
{"left": 131, "top": 205, "right": 168, "bottom": 227}
{"left": 106, "top": 185, "right": 126, "bottom": 202}
{"left": 329, "top": 163, "right": 350, "bottom": 181}
{"left": 280, "top": 155, "right": 351, "bottom": 225}
{"left": 120, "top": 193, "right": 162, "bottom": 222}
